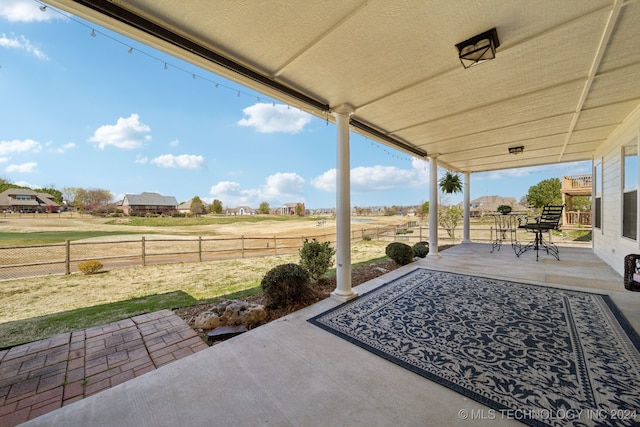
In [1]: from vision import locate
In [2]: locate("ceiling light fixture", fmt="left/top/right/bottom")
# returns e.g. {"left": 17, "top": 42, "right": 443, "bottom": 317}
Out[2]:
{"left": 455, "top": 28, "right": 500, "bottom": 69}
{"left": 508, "top": 146, "right": 525, "bottom": 155}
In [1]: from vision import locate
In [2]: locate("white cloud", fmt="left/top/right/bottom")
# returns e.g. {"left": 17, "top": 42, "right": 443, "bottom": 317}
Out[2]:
{"left": 209, "top": 172, "right": 305, "bottom": 207}
{"left": 6, "top": 162, "right": 37, "bottom": 173}
{"left": 0, "top": 139, "right": 40, "bottom": 155}
{"left": 88, "top": 114, "right": 151, "bottom": 150}
{"left": 0, "top": 33, "right": 48, "bottom": 59}
{"left": 169, "top": 138, "right": 180, "bottom": 147}
{"left": 312, "top": 160, "right": 430, "bottom": 192}
{"left": 209, "top": 181, "right": 259, "bottom": 207}
{"left": 0, "top": 157, "right": 8, "bottom": 163}
{"left": 0, "top": 0, "right": 59, "bottom": 22}
{"left": 134, "top": 154, "right": 148, "bottom": 164}
{"left": 49, "top": 142, "right": 77, "bottom": 153}
{"left": 237, "top": 103, "right": 311, "bottom": 134}
{"left": 262, "top": 172, "right": 305, "bottom": 200}
{"left": 150, "top": 154, "right": 205, "bottom": 170}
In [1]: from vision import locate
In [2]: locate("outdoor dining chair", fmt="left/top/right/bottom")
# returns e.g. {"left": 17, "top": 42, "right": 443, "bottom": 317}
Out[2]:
{"left": 515, "top": 205, "right": 564, "bottom": 261}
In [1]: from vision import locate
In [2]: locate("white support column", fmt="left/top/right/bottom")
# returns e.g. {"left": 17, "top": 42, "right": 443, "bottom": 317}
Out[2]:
{"left": 331, "top": 104, "right": 357, "bottom": 302}
{"left": 428, "top": 155, "right": 440, "bottom": 258}
{"left": 462, "top": 171, "right": 471, "bottom": 243}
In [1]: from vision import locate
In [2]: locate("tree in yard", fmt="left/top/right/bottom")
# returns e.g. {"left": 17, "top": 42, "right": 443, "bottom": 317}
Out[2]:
{"left": 571, "top": 195, "right": 592, "bottom": 211}
{"left": 438, "top": 205, "right": 463, "bottom": 240}
{"left": 527, "top": 178, "right": 562, "bottom": 209}
{"left": 420, "top": 201, "right": 429, "bottom": 218}
{"left": 257, "top": 201, "right": 270, "bottom": 214}
{"left": 354, "top": 206, "right": 367, "bottom": 216}
{"left": 69, "top": 188, "right": 113, "bottom": 212}
{"left": 0, "top": 179, "right": 24, "bottom": 194}
{"left": 62, "top": 186, "right": 79, "bottom": 208}
{"left": 190, "top": 196, "right": 205, "bottom": 215}
{"left": 384, "top": 206, "right": 398, "bottom": 216}
{"left": 209, "top": 199, "right": 223, "bottom": 214}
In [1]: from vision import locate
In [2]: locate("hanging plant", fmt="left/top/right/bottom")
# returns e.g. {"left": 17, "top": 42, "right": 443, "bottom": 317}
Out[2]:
{"left": 438, "top": 171, "right": 463, "bottom": 195}
{"left": 497, "top": 204, "right": 512, "bottom": 215}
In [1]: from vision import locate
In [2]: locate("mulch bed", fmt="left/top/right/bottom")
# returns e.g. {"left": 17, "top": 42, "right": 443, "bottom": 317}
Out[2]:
{"left": 174, "top": 259, "right": 401, "bottom": 343}
{"left": 174, "top": 246, "right": 453, "bottom": 344}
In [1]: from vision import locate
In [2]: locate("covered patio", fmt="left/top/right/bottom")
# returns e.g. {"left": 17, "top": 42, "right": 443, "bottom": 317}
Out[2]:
{"left": 25, "top": 0, "right": 640, "bottom": 425}
{"left": 21, "top": 242, "right": 637, "bottom": 426}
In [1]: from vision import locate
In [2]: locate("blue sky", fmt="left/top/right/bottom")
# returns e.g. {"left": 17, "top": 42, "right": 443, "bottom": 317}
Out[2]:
{"left": 0, "top": 1, "right": 591, "bottom": 209}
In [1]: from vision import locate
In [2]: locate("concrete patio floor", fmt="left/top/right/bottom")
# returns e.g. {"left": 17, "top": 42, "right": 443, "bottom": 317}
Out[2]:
{"left": 18, "top": 242, "right": 640, "bottom": 427}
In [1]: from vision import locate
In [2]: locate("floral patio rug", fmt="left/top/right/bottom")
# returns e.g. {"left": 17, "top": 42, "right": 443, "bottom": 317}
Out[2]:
{"left": 308, "top": 269, "right": 640, "bottom": 427}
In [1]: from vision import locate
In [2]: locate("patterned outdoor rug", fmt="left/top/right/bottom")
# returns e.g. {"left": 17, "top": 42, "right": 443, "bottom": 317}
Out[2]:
{"left": 309, "top": 269, "right": 640, "bottom": 427}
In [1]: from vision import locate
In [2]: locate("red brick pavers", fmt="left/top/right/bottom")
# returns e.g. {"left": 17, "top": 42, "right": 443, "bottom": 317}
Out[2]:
{"left": 0, "top": 310, "right": 208, "bottom": 426}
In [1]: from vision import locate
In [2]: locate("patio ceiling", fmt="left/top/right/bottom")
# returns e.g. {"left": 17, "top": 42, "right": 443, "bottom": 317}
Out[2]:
{"left": 48, "top": 0, "right": 640, "bottom": 173}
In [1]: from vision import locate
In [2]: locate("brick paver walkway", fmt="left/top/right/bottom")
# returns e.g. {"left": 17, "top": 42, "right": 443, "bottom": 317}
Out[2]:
{"left": 0, "top": 310, "right": 209, "bottom": 426}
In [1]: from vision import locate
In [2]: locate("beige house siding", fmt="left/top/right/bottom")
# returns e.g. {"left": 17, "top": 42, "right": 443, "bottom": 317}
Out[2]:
{"left": 593, "top": 104, "right": 640, "bottom": 276}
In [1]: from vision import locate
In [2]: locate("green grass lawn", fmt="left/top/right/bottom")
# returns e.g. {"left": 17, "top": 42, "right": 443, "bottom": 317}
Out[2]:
{"left": 0, "top": 231, "right": 146, "bottom": 247}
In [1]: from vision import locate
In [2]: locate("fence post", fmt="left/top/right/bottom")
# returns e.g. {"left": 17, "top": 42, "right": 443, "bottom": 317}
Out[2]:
{"left": 142, "top": 236, "right": 146, "bottom": 266}
{"left": 65, "top": 240, "right": 70, "bottom": 275}
{"left": 198, "top": 236, "right": 202, "bottom": 262}
{"left": 241, "top": 236, "right": 245, "bottom": 258}
{"left": 274, "top": 236, "right": 277, "bottom": 256}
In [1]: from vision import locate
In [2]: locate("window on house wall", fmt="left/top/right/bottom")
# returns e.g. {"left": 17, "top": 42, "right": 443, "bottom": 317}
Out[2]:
{"left": 623, "top": 139, "right": 638, "bottom": 240}
{"left": 594, "top": 162, "right": 602, "bottom": 229}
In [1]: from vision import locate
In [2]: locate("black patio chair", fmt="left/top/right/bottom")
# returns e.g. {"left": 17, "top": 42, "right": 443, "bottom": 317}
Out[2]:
{"left": 515, "top": 205, "right": 564, "bottom": 261}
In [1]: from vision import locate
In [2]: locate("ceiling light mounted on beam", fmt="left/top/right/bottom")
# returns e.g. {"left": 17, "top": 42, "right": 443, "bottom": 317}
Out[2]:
{"left": 455, "top": 28, "right": 500, "bottom": 69}
{"left": 508, "top": 146, "right": 525, "bottom": 155}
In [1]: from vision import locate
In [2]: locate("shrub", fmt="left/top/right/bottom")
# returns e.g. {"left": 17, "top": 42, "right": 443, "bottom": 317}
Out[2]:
{"left": 260, "top": 263, "right": 310, "bottom": 309}
{"left": 78, "top": 260, "right": 103, "bottom": 275}
{"left": 299, "top": 238, "right": 336, "bottom": 281}
{"left": 385, "top": 242, "right": 414, "bottom": 265}
{"left": 412, "top": 242, "right": 429, "bottom": 258}
{"left": 395, "top": 229, "right": 414, "bottom": 235}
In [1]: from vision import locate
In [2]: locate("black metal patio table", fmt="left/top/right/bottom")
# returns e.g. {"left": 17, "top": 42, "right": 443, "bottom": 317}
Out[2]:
{"left": 488, "top": 213, "right": 527, "bottom": 254}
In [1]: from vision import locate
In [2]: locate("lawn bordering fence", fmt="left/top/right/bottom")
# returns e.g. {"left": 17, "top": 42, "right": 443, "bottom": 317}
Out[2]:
{"left": 0, "top": 221, "right": 503, "bottom": 281}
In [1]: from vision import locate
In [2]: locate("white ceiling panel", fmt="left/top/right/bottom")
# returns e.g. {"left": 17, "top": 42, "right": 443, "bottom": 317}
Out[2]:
{"left": 48, "top": 0, "right": 640, "bottom": 173}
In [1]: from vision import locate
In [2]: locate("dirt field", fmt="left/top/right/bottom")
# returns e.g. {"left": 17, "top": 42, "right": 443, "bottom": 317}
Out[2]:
{"left": 0, "top": 213, "right": 410, "bottom": 238}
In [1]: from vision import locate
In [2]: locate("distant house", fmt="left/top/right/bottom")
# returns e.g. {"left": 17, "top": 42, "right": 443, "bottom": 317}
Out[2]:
{"left": 274, "top": 202, "right": 305, "bottom": 216}
{"left": 121, "top": 192, "right": 178, "bottom": 216}
{"left": 226, "top": 206, "right": 255, "bottom": 215}
{"left": 178, "top": 198, "right": 207, "bottom": 214}
{"left": 0, "top": 188, "right": 61, "bottom": 213}
{"left": 459, "top": 195, "right": 527, "bottom": 218}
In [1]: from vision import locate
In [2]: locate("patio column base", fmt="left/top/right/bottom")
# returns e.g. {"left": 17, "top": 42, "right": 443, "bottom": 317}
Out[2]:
{"left": 330, "top": 290, "right": 358, "bottom": 302}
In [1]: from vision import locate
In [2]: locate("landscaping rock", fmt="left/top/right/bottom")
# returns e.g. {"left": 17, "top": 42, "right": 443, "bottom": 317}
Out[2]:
{"left": 193, "top": 300, "right": 266, "bottom": 329}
